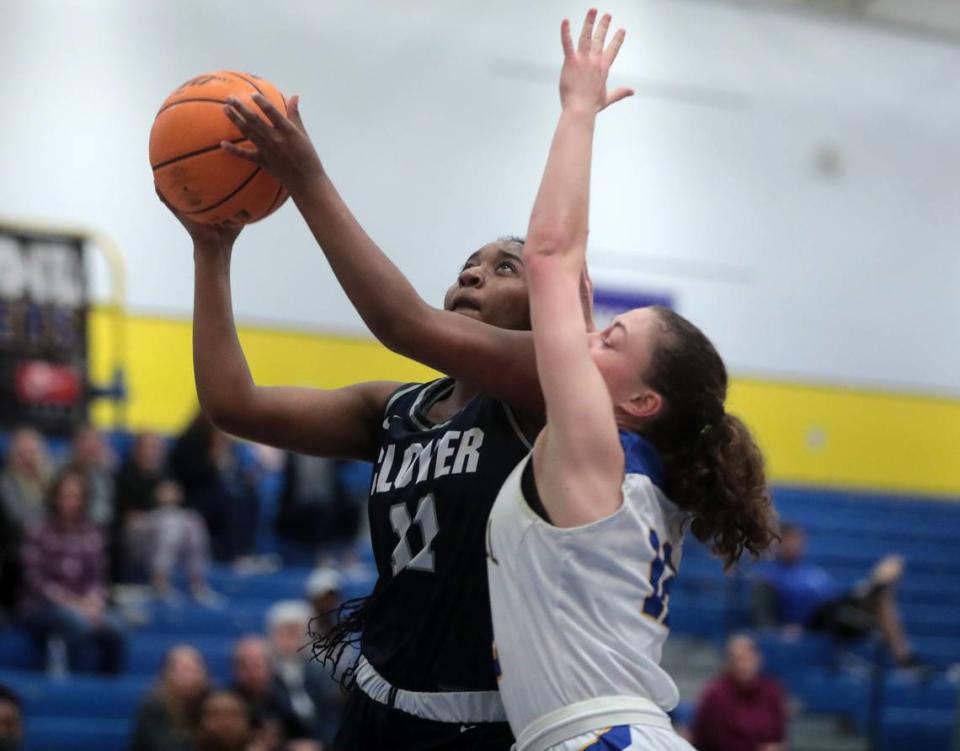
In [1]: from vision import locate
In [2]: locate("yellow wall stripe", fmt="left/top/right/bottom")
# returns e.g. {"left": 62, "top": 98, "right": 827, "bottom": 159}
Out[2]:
{"left": 89, "top": 308, "right": 960, "bottom": 499}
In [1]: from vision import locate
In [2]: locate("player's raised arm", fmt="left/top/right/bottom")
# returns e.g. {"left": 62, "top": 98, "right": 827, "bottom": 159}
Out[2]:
{"left": 162, "top": 195, "right": 399, "bottom": 461}
{"left": 218, "top": 93, "right": 547, "bottom": 413}
{"left": 524, "top": 10, "right": 634, "bottom": 526}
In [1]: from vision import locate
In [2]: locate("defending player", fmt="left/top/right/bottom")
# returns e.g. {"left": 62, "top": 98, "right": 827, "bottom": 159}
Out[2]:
{"left": 483, "top": 11, "right": 778, "bottom": 751}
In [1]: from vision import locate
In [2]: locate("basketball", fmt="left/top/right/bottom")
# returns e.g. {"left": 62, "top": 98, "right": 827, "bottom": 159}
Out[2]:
{"left": 149, "top": 71, "right": 289, "bottom": 225}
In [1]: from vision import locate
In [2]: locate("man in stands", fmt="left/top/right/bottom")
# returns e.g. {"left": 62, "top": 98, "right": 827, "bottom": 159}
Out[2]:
{"left": 231, "top": 636, "right": 313, "bottom": 747}
{"left": 753, "top": 523, "right": 920, "bottom": 667}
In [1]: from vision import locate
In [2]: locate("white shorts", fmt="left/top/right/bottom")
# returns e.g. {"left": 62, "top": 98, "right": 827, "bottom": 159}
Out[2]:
{"left": 547, "top": 724, "right": 695, "bottom": 751}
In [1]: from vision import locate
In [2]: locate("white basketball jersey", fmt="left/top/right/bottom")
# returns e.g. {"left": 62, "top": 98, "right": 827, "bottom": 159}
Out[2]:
{"left": 486, "top": 449, "right": 687, "bottom": 740}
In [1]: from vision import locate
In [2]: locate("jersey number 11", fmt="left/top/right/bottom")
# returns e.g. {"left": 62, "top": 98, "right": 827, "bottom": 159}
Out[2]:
{"left": 389, "top": 494, "right": 439, "bottom": 575}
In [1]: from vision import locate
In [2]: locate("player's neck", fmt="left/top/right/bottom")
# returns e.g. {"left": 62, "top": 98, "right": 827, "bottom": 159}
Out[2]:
{"left": 424, "top": 379, "right": 479, "bottom": 424}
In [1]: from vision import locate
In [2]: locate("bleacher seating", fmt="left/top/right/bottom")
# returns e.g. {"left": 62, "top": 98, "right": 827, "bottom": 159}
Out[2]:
{"left": 2, "top": 478, "right": 959, "bottom": 750}
{"left": 0, "top": 559, "right": 378, "bottom": 751}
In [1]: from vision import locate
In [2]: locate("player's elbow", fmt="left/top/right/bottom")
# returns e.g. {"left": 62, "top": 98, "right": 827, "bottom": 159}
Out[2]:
{"left": 373, "top": 299, "right": 436, "bottom": 355}
{"left": 523, "top": 241, "right": 582, "bottom": 282}
{"left": 196, "top": 385, "right": 252, "bottom": 436}
{"left": 524, "top": 225, "right": 586, "bottom": 265}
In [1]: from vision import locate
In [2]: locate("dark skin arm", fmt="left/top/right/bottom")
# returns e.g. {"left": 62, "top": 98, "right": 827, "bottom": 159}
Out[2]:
{"left": 220, "top": 96, "right": 593, "bottom": 416}
{"left": 163, "top": 193, "right": 399, "bottom": 462}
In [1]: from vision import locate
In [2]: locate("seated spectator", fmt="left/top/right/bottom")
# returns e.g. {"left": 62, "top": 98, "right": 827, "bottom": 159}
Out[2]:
{"left": 303, "top": 566, "right": 350, "bottom": 743}
{"left": 195, "top": 690, "right": 260, "bottom": 751}
{"left": 68, "top": 424, "right": 115, "bottom": 528}
{"left": 0, "top": 427, "right": 53, "bottom": 534}
{"left": 231, "top": 636, "right": 310, "bottom": 745}
{"left": 305, "top": 567, "right": 342, "bottom": 639}
{"left": 170, "top": 413, "right": 260, "bottom": 564}
{"left": 268, "top": 600, "right": 345, "bottom": 746}
{"left": 691, "top": 634, "right": 787, "bottom": 751}
{"left": 275, "top": 453, "right": 362, "bottom": 559}
{"left": 130, "top": 644, "right": 210, "bottom": 751}
{"left": 115, "top": 435, "right": 222, "bottom": 604}
{"left": 0, "top": 685, "right": 23, "bottom": 751}
{"left": 753, "top": 523, "right": 919, "bottom": 667}
{"left": 19, "top": 467, "right": 126, "bottom": 674}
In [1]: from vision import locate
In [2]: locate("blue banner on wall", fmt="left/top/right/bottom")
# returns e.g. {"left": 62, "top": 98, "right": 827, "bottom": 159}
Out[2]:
{"left": 592, "top": 287, "right": 673, "bottom": 328}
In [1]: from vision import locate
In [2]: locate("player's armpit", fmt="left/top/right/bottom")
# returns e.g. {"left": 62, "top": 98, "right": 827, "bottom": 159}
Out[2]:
{"left": 381, "top": 305, "right": 545, "bottom": 417}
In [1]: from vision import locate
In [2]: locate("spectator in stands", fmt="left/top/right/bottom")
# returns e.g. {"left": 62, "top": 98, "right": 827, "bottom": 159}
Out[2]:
{"left": 19, "top": 467, "right": 126, "bottom": 674}
{"left": 231, "top": 636, "right": 309, "bottom": 746}
{"left": 195, "top": 690, "right": 260, "bottom": 751}
{"left": 115, "top": 434, "right": 222, "bottom": 604}
{"left": 0, "top": 427, "right": 53, "bottom": 534}
{"left": 268, "top": 600, "right": 345, "bottom": 745}
{"left": 68, "top": 424, "right": 115, "bottom": 527}
{"left": 169, "top": 412, "right": 261, "bottom": 564}
{"left": 753, "top": 523, "right": 920, "bottom": 667}
{"left": 691, "top": 634, "right": 787, "bottom": 751}
{"left": 304, "top": 567, "right": 341, "bottom": 637}
{"left": 275, "top": 453, "right": 361, "bottom": 561}
{"left": 0, "top": 685, "right": 23, "bottom": 751}
{"left": 130, "top": 644, "right": 210, "bottom": 751}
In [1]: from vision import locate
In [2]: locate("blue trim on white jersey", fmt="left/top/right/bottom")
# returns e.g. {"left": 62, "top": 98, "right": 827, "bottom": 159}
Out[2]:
{"left": 619, "top": 430, "right": 665, "bottom": 492}
{"left": 583, "top": 725, "right": 634, "bottom": 750}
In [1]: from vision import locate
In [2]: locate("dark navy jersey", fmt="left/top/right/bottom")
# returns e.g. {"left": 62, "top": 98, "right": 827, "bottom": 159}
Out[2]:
{"left": 361, "top": 378, "right": 533, "bottom": 693}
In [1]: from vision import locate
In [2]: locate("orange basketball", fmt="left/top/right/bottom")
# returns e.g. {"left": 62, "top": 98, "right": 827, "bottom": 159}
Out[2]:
{"left": 150, "top": 71, "right": 289, "bottom": 225}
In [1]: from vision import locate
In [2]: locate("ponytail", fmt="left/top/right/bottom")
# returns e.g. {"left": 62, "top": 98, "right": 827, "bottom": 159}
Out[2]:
{"left": 665, "top": 413, "right": 777, "bottom": 569}
{"left": 642, "top": 307, "right": 779, "bottom": 568}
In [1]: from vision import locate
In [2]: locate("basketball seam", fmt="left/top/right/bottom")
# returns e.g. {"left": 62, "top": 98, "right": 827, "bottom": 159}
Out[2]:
{"left": 230, "top": 71, "right": 288, "bottom": 116}
{"left": 156, "top": 97, "right": 233, "bottom": 117}
{"left": 151, "top": 137, "right": 248, "bottom": 171}
{"left": 182, "top": 166, "right": 262, "bottom": 216}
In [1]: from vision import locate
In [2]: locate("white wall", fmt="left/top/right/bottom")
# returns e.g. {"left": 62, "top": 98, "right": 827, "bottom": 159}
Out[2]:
{"left": 2, "top": 0, "right": 958, "bottom": 394}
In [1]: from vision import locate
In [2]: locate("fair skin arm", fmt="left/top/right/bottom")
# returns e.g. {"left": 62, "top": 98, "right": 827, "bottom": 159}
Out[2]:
{"left": 163, "top": 199, "right": 399, "bottom": 461}
{"left": 525, "top": 10, "right": 633, "bottom": 527}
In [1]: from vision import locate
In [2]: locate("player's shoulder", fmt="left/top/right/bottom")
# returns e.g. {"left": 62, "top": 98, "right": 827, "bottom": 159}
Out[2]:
{"left": 619, "top": 430, "right": 665, "bottom": 491}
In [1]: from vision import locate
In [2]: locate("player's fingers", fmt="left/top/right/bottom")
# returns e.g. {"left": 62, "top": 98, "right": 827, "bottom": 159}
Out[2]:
{"left": 223, "top": 101, "right": 266, "bottom": 141}
{"left": 560, "top": 18, "right": 575, "bottom": 59}
{"left": 604, "top": 28, "right": 626, "bottom": 66}
{"left": 592, "top": 13, "right": 611, "bottom": 55}
{"left": 578, "top": 8, "right": 597, "bottom": 54}
{"left": 220, "top": 140, "right": 263, "bottom": 164}
{"left": 286, "top": 95, "right": 307, "bottom": 134}
{"left": 251, "top": 92, "right": 293, "bottom": 132}
{"left": 225, "top": 97, "right": 273, "bottom": 137}
{"left": 603, "top": 87, "right": 634, "bottom": 110}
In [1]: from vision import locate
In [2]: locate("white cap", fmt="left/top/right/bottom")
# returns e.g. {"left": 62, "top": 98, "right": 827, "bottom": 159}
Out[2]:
{"left": 305, "top": 566, "right": 342, "bottom": 598}
{"left": 266, "top": 599, "right": 313, "bottom": 631}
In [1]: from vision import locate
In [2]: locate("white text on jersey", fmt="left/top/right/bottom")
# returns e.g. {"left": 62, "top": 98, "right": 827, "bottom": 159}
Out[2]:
{"left": 371, "top": 428, "right": 485, "bottom": 494}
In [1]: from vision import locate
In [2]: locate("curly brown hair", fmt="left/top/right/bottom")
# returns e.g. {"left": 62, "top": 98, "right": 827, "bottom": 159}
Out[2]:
{"left": 639, "top": 306, "right": 778, "bottom": 568}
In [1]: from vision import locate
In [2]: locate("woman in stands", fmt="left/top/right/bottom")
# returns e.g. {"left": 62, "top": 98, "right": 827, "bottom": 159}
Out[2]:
{"left": 19, "top": 467, "right": 126, "bottom": 674}
{"left": 130, "top": 644, "right": 211, "bottom": 751}
{"left": 483, "top": 12, "right": 778, "bottom": 750}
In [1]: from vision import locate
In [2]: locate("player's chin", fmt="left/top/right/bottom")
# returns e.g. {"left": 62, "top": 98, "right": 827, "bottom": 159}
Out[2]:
{"left": 450, "top": 305, "right": 484, "bottom": 320}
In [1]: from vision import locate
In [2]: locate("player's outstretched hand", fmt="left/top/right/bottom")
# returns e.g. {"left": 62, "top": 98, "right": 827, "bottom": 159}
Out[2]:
{"left": 155, "top": 187, "right": 243, "bottom": 252}
{"left": 559, "top": 9, "right": 633, "bottom": 113}
{"left": 221, "top": 94, "right": 324, "bottom": 194}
